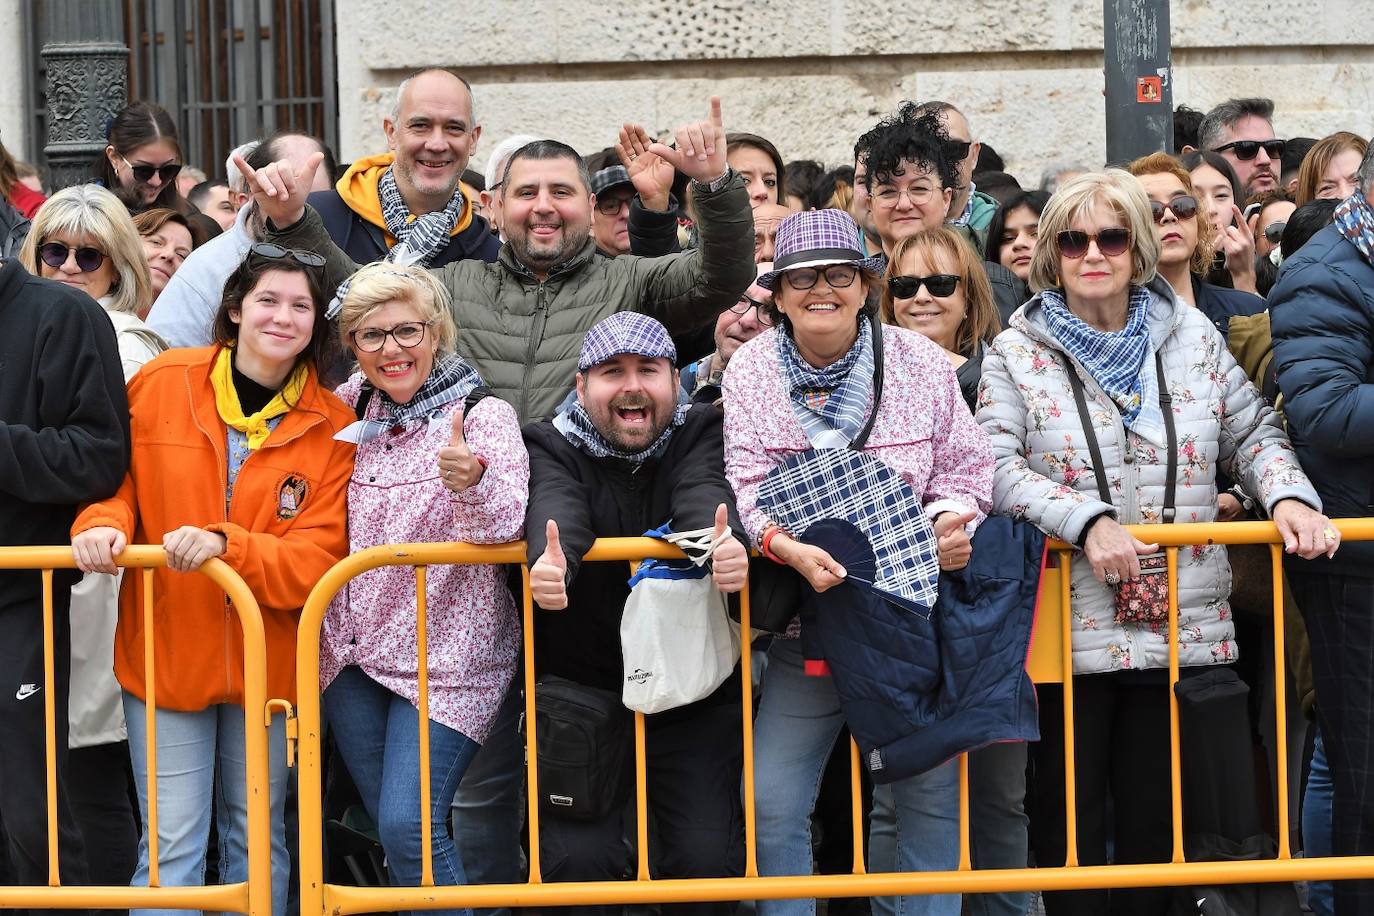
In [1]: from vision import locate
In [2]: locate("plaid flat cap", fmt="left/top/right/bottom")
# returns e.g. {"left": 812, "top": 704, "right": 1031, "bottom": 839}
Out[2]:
{"left": 757, "top": 209, "right": 887, "bottom": 290}
{"left": 578, "top": 311, "right": 677, "bottom": 371}
{"left": 590, "top": 165, "right": 634, "bottom": 197}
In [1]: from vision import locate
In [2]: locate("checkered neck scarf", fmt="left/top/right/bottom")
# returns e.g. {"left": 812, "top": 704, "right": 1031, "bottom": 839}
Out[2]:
{"left": 379, "top": 166, "right": 465, "bottom": 267}
{"left": 554, "top": 401, "right": 690, "bottom": 464}
{"left": 1040, "top": 284, "right": 1165, "bottom": 446}
{"left": 1335, "top": 188, "right": 1374, "bottom": 267}
{"left": 335, "top": 355, "right": 482, "bottom": 445}
{"left": 777, "top": 315, "right": 875, "bottom": 449}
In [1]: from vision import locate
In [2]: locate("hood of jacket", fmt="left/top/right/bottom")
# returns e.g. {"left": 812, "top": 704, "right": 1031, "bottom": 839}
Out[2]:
{"left": 104, "top": 308, "right": 171, "bottom": 354}
{"left": 334, "top": 152, "right": 476, "bottom": 244}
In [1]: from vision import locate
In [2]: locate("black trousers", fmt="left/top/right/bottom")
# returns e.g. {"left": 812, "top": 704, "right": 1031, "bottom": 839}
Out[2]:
{"left": 66, "top": 741, "right": 138, "bottom": 888}
{"left": 0, "top": 585, "right": 90, "bottom": 916}
{"left": 539, "top": 700, "right": 745, "bottom": 916}
{"left": 1030, "top": 670, "right": 1182, "bottom": 916}
{"left": 1290, "top": 571, "right": 1374, "bottom": 916}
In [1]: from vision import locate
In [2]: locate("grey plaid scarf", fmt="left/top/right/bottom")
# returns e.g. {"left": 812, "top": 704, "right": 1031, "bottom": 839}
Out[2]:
{"left": 335, "top": 355, "right": 483, "bottom": 445}
{"left": 378, "top": 166, "right": 465, "bottom": 267}
{"left": 554, "top": 401, "right": 689, "bottom": 464}
{"left": 777, "top": 315, "right": 875, "bottom": 449}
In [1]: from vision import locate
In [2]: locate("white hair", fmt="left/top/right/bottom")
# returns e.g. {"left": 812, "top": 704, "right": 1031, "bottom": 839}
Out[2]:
{"left": 225, "top": 140, "right": 260, "bottom": 195}
{"left": 484, "top": 134, "right": 544, "bottom": 191}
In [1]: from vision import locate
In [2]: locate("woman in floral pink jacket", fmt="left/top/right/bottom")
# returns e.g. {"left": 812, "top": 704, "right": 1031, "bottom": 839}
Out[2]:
{"left": 322, "top": 263, "right": 528, "bottom": 915}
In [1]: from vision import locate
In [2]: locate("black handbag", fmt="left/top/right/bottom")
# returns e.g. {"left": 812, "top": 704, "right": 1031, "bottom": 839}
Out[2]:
{"left": 531, "top": 675, "right": 632, "bottom": 821}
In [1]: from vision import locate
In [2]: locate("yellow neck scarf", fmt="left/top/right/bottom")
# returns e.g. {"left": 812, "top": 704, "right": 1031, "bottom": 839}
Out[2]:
{"left": 210, "top": 347, "right": 309, "bottom": 450}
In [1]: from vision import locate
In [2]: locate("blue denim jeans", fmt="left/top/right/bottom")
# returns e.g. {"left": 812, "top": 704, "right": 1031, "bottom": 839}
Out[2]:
{"left": 753, "top": 638, "right": 960, "bottom": 916}
{"left": 963, "top": 742, "right": 1030, "bottom": 916}
{"left": 450, "top": 681, "right": 524, "bottom": 916}
{"left": 123, "top": 692, "right": 291, "bottom": 916}
{"left": 323, "top": 667, "right": 479, "bottom": 916}
{"left": 1304, "top": 729, "right": 1333, "bottom": 916}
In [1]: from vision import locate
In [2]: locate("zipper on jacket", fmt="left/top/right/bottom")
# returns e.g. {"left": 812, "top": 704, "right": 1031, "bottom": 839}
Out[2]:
{"left": 520, "top": 282, "right": 549, "bottom": 421}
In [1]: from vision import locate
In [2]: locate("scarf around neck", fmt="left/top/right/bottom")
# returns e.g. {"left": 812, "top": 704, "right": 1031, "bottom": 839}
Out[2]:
{"left": 1041, "top": 284, "right": 1164, "bottom": 445}
{"left": 378, "top": 166, "right": 467, "bottom": 267}
{"left": 554, "top": 400, "right": 690, "bottom": 464}
{"left": 210, "top": 346, "right": 308, "bottom": 450}
{"left": 334, "top": 355, "right": 483, "bottom": 445}
{"left": 777, "top": 314, "right": 875, "bottom": 449}
{"left": 1335, "top": 188, "right": 1374, "bottom": 266}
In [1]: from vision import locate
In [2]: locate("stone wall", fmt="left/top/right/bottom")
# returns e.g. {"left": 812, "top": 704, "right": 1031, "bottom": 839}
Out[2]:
{"left": 0, "top": 0, "right": 31, "bottom": 159}
{"left": 335, "top": 0, "right": 1374, "bottom": 188}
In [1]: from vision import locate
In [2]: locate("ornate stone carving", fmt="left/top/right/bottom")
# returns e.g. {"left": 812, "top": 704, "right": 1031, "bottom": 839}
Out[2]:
{"left": 42, "top": 43, "right": 128, "bottom": 190}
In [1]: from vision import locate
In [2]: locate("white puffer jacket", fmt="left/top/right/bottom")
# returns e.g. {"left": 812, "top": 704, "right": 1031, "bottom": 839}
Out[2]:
{"left": 976, "top": 278, "right": 1319, "bottom": 675}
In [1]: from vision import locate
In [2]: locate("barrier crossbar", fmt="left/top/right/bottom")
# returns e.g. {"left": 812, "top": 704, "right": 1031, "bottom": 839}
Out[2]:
{"left": 294, "top": 519, "right": 1374, "bottom": 913}
{"left": 0, "top": 546, "right": 273, "bottom": 915}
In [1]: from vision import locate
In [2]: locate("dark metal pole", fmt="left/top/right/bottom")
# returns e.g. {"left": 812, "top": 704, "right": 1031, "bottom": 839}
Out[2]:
{"left": 1103, "top": 0, "right": 1173, "bottom": 165}
{"left": 41, "top": 0, "right": 129, "bottom": 191}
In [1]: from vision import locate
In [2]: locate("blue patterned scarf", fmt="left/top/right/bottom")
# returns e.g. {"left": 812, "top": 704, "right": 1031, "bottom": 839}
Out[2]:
{"left": 554, "top": 400, "right": 690, "bottom": 464}
{"left": 334, "top": 355, "right": 482, "bottom": 445}
{"left": 777, "top": 315, "right": 875, "bottom": 449}
{"left": 1335, "top": 188, "right": 1374, "bottom": 267}
{"left": 1040, "top": 285, "right": 1165, "bottom": 445}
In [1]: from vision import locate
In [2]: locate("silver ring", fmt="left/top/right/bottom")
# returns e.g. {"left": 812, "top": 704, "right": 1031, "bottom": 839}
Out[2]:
{"left": 1104, "top": 571, "right": 1122, "bottom": 586}
{"left": 445, "top": 470, "right": 453, "bottom": 480}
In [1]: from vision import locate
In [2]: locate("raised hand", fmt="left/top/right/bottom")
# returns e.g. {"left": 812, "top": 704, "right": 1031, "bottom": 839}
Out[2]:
{"left": 645, "top": 97, "right": 727, "bottom": 186}
{"left": 231, "top": 149, "right": 324, "bottom": 230}
{"left": 617, "top": 123, "right": 675, "bottom": 212}
{"left": 709, "top": 503, "right": 747, "bottom": 594}
{"left": 437, "top": 410, "right": 485, "bottom": 492}
{"left": 933, "top": 510, "right": 978, "bottom": 571}
{"left": 1220, "top": 203, "right": 1258, "bottom": 293}
{"left": 530, "top": 519, "right": 569, "bottom": 610}
{"left": 72, "top": 526, "right": 128, "bottom": 576}
{"left": 163, "top": 526, "right": 227, "bottom": 573}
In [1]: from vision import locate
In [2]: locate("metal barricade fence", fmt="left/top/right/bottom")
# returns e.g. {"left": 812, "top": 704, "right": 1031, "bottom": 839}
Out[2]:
{"left": 0, "top": 546, "right": 273, "bottom": 916}
{"left": 293, "top": 520, "right": 1374, "bottom": 913}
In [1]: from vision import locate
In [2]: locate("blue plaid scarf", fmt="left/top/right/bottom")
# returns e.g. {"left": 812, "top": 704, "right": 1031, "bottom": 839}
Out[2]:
{"left": 1335, "top": 189, "right": 1374, "bottom": 267}
{"left": 777, "top": 315, "right": 875, "bottom": 449}
{"left": 334, "top": 355, "right": 483, "bottom": 445}
{"left": 1041, "top": 285, "right": 1165, "bottom": 445}
{"left": 554, "top": 401, "right": 690, "bottom": 464}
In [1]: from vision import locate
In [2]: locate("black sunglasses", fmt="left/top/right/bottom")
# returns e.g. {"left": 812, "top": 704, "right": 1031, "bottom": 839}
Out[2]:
{"left": 887, "top": 274, "right": 961, "bottom": 299}
{"left": 250, "top": 242, "right": 326, "bottom": 268}
{"left": 1263, "top": 221, "right": 1287, "bottom": 244}
{"left": 943, "top": 140, "right": 972, "bottom": 162}
{"left": 1214, "top": 139, "right": 1286, "bottom": 161}
{"left": 38, "top": 242, "right": 107, "bottom": 273}
{"left": 1149, "top": 195, "right": 1199, "bottom": 224}
{"left": 121, "top": 155, "right": 183, "bottom": 185}
{"left": 1057, "top": 228, "right": 1132, "bottom": 259}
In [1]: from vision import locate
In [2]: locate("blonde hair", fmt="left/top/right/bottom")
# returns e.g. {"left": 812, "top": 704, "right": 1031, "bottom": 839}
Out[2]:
{"left": 1027, "top": 169, "right": 1161, "bottom": 294}
{"left": 881, "top": 227, "right": 1001, "bottom": 356}
{"left": 19, "top": 183, "right": 153, "bottom": 317}
{"left": 1295, "top": 131, "right": 1369, "bottom": 207}
{"left": 1126, "top": 151, "right": 1217, "bottom": 275}
{"left": 336, "top": 261, "right": 457, "bottom": 355}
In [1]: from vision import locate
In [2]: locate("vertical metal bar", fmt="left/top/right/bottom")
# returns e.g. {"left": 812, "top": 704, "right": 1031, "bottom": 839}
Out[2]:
{"left": 42, "top": 569, "right": 59, "bottom": 886}
{"left": 849, "top": 737, "right": 865, "bottom": 875}
{"left": 171, "top": 0, "right": 186, "bottom": 150}
{"left": 1059, "top": 550, "right": 1079, "bottom": 867}
{"left": 522, "top": 564, "right": 543, "bottom": 884}
{"left": 738, "top": 583, "right": 758, "bottom": 878}
{"left": 281, "top": 0, "right": 295, "bottom": 127}
{"left": 317, "top": 0, "right": 337, "bottom": 155}
{"left": 634, "top": 711, "right": 650, "bottom": 880}
{"left": 1271, "top": 544, "right": 1292, "bottom": 859}
{"left": 1167, "top": 547, "right": 1184, "bottom": 863}
{"left": 416, "top": 565, "right": 434, "bottom": 887}
{"left": 142, "top": 566, "right": 161, "bottom": 886}
{"left": 296, "top": 573, "right": 327, "bottom": 916}
{"left": 958, "top": 753, "right": 971, "bottom": 870}
{"left": 248, "top": 0, "right": 264, "bottom": 137}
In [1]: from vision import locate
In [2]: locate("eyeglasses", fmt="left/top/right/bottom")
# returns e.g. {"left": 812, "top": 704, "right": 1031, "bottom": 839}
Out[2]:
{"left": 1213, "top": 139, "right": 1286, "bottom": 161}
{"left": 1263, "top": 221, "right": 1287, "bottom": 244}
{"left": 38, "top": 242, "right": 107, "bottom": 273}
{"left": 249, "top": 242, "right": 327, "bottom": 268}
{"left": 943, "top": 140, "right": 972, "bottom": 163}
{"left": 595, "top": 195, "right": 633, "bottom": 216}
{"left": 872, "top": 184, "right": 939, "bottom": 209}
{"left": 782, "top": 264, "right": 860, "bottom": 291}
{"left": 1149, "top": 195, "right": 1199, "bottom": 224}
{"left": 1057, "top": 228, "right": 1132, "bottom": 259}
{"left": 727, "top": 294, "right": 775, "bottom": 326}
{"left": 120, "top": 155, "right": 182, "bottom": 185}
{"left": 888, "top": 274, "right": 961, "bottom": 299}
{"left": 350, "top": 321, "right": 433, "bottom": 353}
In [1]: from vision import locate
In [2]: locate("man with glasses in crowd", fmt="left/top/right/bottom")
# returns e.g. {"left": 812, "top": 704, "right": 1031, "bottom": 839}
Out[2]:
{"left": 1195, "top": 97, "right": 1285, "bottom": 199}
{"left": 681, "top": 263, "right": 774, "bottom": 403}
{"left": 589, "top": 165, "right": 637, "bottom": 257}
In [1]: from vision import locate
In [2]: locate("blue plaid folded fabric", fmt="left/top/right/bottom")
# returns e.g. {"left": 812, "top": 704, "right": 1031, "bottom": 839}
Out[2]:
{"left": 757, "top": 449, "right": 940, "bottom": 614}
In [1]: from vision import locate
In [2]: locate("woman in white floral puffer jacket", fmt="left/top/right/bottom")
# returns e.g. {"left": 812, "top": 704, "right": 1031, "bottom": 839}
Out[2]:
{"left": 975, "top": 171, "right": 1335, "bottom": 915}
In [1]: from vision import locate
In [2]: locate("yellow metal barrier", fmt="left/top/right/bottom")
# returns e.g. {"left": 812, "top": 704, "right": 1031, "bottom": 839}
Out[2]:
{"left": 0, "top": 546, "right": 274, "bottom": 915}
{"left": 293, "top": 521, "right": 1374, "bottom": 912}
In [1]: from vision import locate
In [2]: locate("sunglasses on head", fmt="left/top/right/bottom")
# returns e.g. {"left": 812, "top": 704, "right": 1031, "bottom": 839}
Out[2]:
{"left": 38, "top": 242, "right": 107, "bottom": 273}
{"left": 249, "top": 242, "right": 327, "bottom": 268}
{"left": 120, "top": 155, "right": 182, "bottom": 185}
{"left": 1263, "top": 221, "right": 1287, "bottom": 244}
{"left": 1214, "top": 139, "right": 1286, "bottom": 161}
{"left": 1057, "top": 228, "right": 1132, "bottom": 259}
{"left": 887, "top": 274, "right": 961, "bottom": 299}
{"left": 1149, "top": 195, "right": 1199, "bottom": 224}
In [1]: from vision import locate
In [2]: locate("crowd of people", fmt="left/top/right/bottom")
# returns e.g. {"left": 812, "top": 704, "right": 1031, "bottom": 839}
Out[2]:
{"left": 3, "top": 70, "right": 1374, "bottom": 916}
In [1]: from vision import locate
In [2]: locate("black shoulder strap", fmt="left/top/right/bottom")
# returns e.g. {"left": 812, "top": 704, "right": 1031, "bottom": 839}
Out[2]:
{"left": 463, "top": 385, "right": 495, "bottom": 416}
{"left": 1061, "top": 357, "right": 1113, "bottom": 505}
{"left": 850, "top": 315, "right": 885, "bottom": 451}
{"left": 354, "top": 383, "right": 375, "bottom": 421}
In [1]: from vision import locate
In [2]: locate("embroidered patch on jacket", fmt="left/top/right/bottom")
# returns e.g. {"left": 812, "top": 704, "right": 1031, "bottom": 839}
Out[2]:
{"left": 276, "top": 474, "right": 309, "bottom": 520}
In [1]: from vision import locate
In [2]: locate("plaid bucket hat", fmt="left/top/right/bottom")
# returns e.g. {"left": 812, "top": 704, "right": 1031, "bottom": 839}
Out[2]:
{"left": 578, "top": 311, "right": 677, "bottom": 371}
{"left": 757, "top": 209, "right": 887, "bottom": 290}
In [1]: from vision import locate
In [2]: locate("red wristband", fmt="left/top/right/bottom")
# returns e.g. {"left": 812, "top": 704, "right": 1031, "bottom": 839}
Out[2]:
{"left": 760, "top": 525, "right": 788, "bottom": 564}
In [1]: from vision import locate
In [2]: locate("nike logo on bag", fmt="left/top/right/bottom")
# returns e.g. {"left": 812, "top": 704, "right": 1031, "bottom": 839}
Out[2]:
{"left": 15, "top": 684, "right": 39, "bottom": 700}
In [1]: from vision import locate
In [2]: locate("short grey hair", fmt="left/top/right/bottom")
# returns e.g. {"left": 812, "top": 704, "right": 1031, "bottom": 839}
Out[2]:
{"left": 1359, "top": 142, "right": 1374, "bottom": 196}
{"left": 1039, "top": 162, "right": 1090, "bottom": 194}
{"left": 485, "top": 134, "right": 544, "bottom": 191}
{"left": 389, "top": 68, "right": 478, "bottom": 127}
{"left": 225, "top": 140, "right": 260, "bottom": 195}
{"left": 1197, "top": 98, "right": 1275, "bottom": 152}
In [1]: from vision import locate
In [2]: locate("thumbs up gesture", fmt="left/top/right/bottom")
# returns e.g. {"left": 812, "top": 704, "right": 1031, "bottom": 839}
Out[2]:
{"left": 709, "top": 503, "right": 747, "bottom": 594}
{"left": 531, "top": 519, "right": 569, "bottom": 611}
{"left": 933, "top": 510, "right": 978, "bottom": 572}
{"left": 437, "top": 410, "right": 485, "bottom": 493}
{"left": 645, "top": 96, "right": 728, "bottom": 185}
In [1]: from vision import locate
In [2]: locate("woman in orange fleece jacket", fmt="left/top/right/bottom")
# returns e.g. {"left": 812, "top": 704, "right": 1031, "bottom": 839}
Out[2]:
{"left": 72, "top": 244, "right": 355, "bottom": 916}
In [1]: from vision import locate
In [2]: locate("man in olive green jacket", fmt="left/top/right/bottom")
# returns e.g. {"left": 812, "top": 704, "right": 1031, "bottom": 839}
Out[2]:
{"left": 237, "top": 98, "right": 754, "bottom": 423}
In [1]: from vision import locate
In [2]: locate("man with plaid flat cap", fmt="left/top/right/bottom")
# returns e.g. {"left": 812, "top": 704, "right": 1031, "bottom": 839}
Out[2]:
{"left": 521, "top": 312, "right": 749, "bottom": 913}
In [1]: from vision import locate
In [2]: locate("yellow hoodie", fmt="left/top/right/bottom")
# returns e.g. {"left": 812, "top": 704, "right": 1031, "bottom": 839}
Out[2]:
{"left": 334, "top": 152, "right": 476, "bottom": 246}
